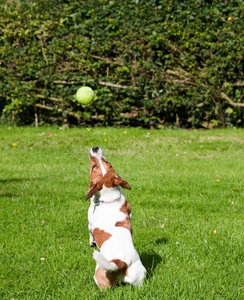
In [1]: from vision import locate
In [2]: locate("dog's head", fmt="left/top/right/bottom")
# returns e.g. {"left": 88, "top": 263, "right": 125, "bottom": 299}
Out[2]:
{"left": 86, "top": 146, "right": 131, "bottom": 200}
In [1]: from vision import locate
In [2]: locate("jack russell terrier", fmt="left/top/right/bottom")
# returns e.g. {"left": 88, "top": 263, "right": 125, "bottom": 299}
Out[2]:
{"left": 86, "top": 146, "right": 146, "bottom": 289}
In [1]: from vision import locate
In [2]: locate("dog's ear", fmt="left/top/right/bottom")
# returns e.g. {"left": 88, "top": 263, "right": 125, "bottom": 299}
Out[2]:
{"left": 114, "top": 175, "right": 131, "bottom": 190}
{"left": 86, "top": 182, "right": 100, "bottom": 200}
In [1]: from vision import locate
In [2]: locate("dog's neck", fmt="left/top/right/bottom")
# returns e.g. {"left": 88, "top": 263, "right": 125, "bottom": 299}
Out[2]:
{"left": 92, "top": 185, "right": 124, "bottom": 204}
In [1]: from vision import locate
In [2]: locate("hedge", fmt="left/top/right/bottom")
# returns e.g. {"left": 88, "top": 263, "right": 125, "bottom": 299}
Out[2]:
{"left": 0, "top": 0, "right": 243, "bottom": 128}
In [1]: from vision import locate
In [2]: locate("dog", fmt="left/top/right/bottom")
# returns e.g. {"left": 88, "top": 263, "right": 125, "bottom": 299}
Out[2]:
{"left": 86, "top": 146, "right": 146, "bottom": 289}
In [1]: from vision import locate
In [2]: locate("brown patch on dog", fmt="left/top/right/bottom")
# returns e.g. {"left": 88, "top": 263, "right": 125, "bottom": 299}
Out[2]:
{"left": 120, "top": 200, "right": 131, "bottom": 216}
{"left": 115, "top": 200, "right": 132, "bottom": 234}
{"left": 86, "top": 152, "right": 131, "bottom": 200}
{"left": 94, "top": 260, "right": 128, "bottom": 289}
{"left": 111, "top": 259, "right": 127, "bottom": 271}
{"left": 103, "top": 170, "right": 118, "bottom": 188}
{"left": 113, "top": 175, "right": 131, "bottom": 190}
{"left": 105, "top": 260, "right": 127, "bottom": 287}
{"left": 86, "top": 181, "right": 100, "bottom": 200}
{"left": 115, "top": 217, "right": 132, "bottom": 234}
{"left": 93, "top": 228, "right": 112, "bottom": 249}
{"left": 95, "top": 267, "right": 111, "bottom": 289}
{"left": 101, "top": 157, "right": 114, "bottom": 173}
{"left": 89, "top": 155, "right": 113, "bottom": 182}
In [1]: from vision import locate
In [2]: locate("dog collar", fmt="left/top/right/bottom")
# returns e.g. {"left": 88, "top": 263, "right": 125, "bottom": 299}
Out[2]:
{"left": 94, "top": 199, "right": 119, "bottom": 205}
{"left": 94, "top": 200, "right": 106, "bottom": 205}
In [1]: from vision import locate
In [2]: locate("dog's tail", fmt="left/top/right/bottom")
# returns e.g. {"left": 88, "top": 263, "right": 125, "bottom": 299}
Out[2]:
{"left": 93, "top": 250, "right": 127, "bottom": 272}
{"left": 93, "top": 250, "right": 118, "bottom": 271}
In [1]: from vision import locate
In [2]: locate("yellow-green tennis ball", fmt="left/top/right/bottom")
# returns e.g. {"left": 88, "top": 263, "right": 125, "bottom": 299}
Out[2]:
{"left": 75, "top": 86, "right": 95, "bottom": 105}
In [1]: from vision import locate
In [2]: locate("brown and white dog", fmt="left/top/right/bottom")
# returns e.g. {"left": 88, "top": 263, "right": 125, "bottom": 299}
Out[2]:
{"left": 86, "top": 146, "right": 146, "bottom": 289}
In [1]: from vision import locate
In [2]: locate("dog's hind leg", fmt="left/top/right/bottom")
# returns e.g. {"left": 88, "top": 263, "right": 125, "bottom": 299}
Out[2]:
{"left": 94, "top": 267, "right": 112, "bottom": 289}
{"left": 124, "top": 262, "right": 147, "bottom": 286}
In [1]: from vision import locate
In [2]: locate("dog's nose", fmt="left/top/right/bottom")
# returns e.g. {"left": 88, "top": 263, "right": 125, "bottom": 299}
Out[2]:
{"left": 92, "top": 146, "right": 100, "bottom": 153}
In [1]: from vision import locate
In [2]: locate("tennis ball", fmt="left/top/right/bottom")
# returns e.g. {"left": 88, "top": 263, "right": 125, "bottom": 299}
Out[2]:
{"left": 75, "top": 86, "right": 95, "bottom": 105}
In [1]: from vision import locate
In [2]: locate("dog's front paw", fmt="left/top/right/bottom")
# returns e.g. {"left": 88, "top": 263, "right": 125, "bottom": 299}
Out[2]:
{"left": 90, "top": 241, "right": 97, "bottom": 247}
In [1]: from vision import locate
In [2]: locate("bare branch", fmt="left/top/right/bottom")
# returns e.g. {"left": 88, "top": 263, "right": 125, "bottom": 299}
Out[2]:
{"left": 234, "top": 82, "right": 244, "bottom": 87}
{"left": 53, "top": 80, "right": 79, "bottom": 85}
{"left": 91, "top": 55, "right": 123, "bottom": 66}
{"left": 36, "top": 94, "right": 63, "bottom": 102}
{"left": 98, "top": 81, "right": 133, "bottom": 89}
{"left": 36, "top": 104, "right": 56, "bottom": 111}
{"left": 221, "top": 92, "right": 244, "bottom": 107}
{"left": 34, "top": 108, "right": 38, "bottom": 128}
{"left": 36, "top": 35, "right": 49, "bottom": 66}
{"left": 166, "top": 68, "right": 192, "bottom": 78}
{"left": 35, "top": 104, "right": 80, "bottom": 120}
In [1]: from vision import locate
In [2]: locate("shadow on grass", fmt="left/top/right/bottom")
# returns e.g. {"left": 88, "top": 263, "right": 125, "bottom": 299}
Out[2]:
{"left": 140, "top": 250, "right": 163, "bottom": 278}
{"left": 154, "top": 237, "right": 168, "bottom": 245}
{"left": 139, "top": 237, "right": 168, "bottom": 278}
{"left": 0, "top": 177, "right": 45, "bottom": 198}
{"left": 0, "top": 192, "right": 17, "bottom": 198}
{"left": 0, "top": 177, "right": 39, "bottom": 183}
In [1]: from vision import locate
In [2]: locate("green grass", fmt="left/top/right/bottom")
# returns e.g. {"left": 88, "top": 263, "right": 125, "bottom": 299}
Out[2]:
{"left": 0, "top": 126, "right": 244, "bottom": 300}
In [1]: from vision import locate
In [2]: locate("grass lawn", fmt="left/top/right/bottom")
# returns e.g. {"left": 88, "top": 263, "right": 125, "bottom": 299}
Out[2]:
{"left": 0, "top": 126, "right": 244, "bottom": 299}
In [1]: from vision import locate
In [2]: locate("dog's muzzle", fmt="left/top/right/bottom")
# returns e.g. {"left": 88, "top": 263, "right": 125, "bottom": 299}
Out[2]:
{"left": 92, "top": 146, "right": 99, "bottom": 153}
{"left": 90, "top": 146, "right": 103, "bottom": 159}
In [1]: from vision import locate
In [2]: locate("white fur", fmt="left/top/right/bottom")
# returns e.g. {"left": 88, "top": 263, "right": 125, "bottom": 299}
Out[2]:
{"left": 99, "top": 158, "right": 106, "bottom": 176}
{"left": 90, "top": 148, "right": 106, "bottom": 176}
{"left": 89, "top": 147, "right": 103, "bottom": 160}
{"left": 88, "top": 185, "right": 147, "bottom": 287}
{"left": 93, "top": 250, "right": 118, "bottom": 271}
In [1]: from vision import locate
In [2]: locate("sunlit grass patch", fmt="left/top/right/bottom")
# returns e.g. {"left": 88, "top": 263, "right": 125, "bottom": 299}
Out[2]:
{"left": 0, "top": 127, "right": 244, "bottom": 299}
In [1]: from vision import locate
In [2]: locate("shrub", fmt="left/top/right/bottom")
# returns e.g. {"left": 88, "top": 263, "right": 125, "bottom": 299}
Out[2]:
{"left": 0, "top": 0, "right": 243, "bottom": 128}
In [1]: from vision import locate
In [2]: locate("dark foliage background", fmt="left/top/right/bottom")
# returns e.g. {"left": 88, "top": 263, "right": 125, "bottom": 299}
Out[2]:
{"left": 0, "top": 0, "right": 243, "bottom": 128}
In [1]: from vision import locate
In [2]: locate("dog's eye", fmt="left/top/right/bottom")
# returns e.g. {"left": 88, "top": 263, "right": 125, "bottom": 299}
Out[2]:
{"left": 92, "top": 164, "right": 97, "bottom": 170}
